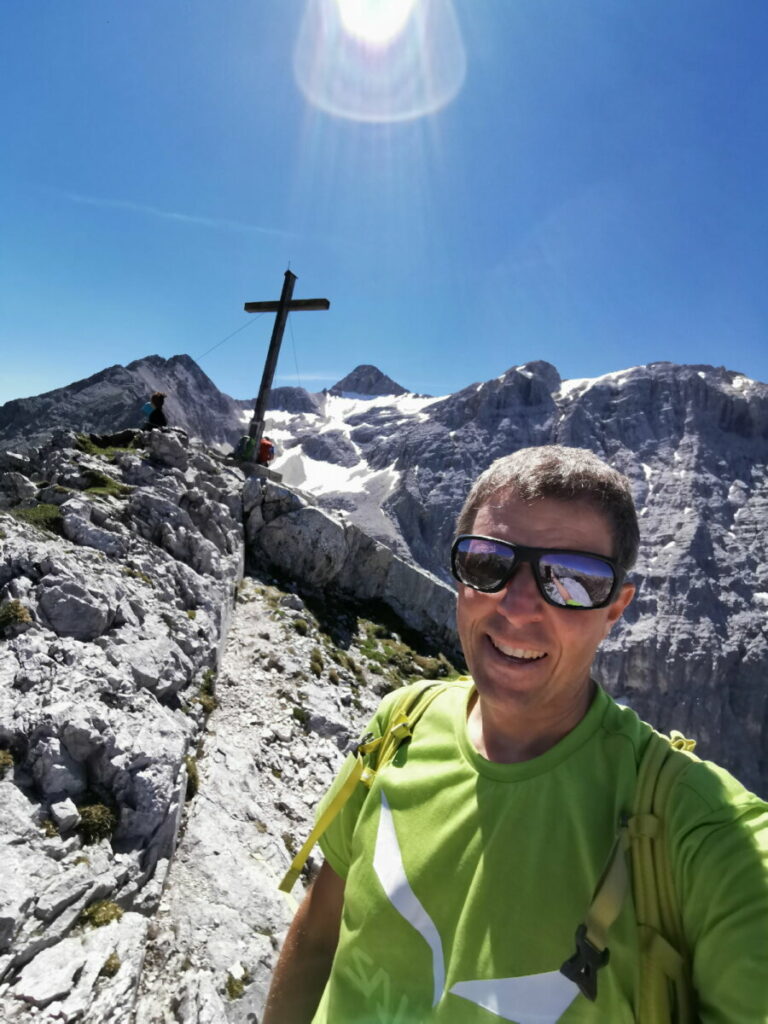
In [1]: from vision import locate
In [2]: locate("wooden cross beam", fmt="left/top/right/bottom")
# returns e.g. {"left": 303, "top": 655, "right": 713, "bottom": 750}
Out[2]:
{"left": 244, "top": 269, "right": 330, "bottom": 443}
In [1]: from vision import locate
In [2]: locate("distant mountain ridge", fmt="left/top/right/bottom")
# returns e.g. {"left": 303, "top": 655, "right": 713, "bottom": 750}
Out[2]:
{"left": 0, "top": 355, "right": 244, "bottom": 451}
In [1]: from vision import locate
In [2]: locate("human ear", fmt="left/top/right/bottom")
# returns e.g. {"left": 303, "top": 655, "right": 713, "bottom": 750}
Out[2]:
{"left": 604, "top": 582, "right": 635, "bottom": 635}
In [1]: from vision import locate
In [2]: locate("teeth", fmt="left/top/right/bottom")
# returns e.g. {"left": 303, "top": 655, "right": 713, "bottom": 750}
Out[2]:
{"left": 493, "top": 641, "right": 546, "bottom": 660}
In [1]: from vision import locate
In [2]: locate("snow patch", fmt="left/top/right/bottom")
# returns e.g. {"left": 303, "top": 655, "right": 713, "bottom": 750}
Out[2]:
{"left": 558, "top": 367, "right": 642, "bottom": 400}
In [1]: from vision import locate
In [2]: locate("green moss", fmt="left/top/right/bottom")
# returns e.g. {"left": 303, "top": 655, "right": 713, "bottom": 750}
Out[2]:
{"left": 82, "top": 469, "right": 132, "bottom": 498}
{"left": 75, "top": 434, "right": 138, "bottom": 460}
{"left": 11, "top": 503, "right": 64, "bottom": 536}
{"left": 226, "top": 972, "right": 245, "bottom": 1000}
{"left": 81, "top": 900, "right": 123, "bottom": 928}
{"left": 78, "top": 803, "right": 117, "bottom": 844}
{"left": 293, "top": 617, "right": 309, "bottom": 636}
{"left": 291, "top": 705, "right": 310, "bottom": 728}
{"left": 0, "top": 748, "right": 16, "bottom": 779}
{"left": 0, "top": 600, "right": 32, "bottom": 633}
{"left": 100, "top": 952, "right": 121, "bottom": 977}
{"left": 185, "top": 755, "right": 200, "bottom": 800}
{"left": 186, "top": 609, "right": 197, "bottom": 620}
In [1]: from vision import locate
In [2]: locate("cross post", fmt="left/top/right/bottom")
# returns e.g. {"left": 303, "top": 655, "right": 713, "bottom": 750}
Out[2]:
{"left": 244, "top": 269, "right": 330, "bottom": 445}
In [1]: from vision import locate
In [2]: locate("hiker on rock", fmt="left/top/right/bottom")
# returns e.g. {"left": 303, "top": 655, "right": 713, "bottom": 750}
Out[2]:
{"left": 145, "top": 391, "right": 167, "bottom": 429}
{"left": 264, "top": 445, "right": 768, "bottom": 1023}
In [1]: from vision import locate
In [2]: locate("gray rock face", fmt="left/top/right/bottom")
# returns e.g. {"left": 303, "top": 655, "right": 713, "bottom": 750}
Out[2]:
{"left": 330, "top": 364, "right": 408, "bottom": 397}
{"left": 0, "top": 429, "right": 245, "bottom": 1020}
{"left": 292, "top": 429, "right": 360, "bottom": 467}
{"left": 0, "top": 354, "right": 245, "bottom": 451}
{"left": 246, "top": 482, "right": 459, "bottom": 658}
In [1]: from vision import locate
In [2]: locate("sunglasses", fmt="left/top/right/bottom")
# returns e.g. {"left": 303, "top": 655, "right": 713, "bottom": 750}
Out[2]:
{"left": 451, "top": 535, "right": 627, "bottom": 610}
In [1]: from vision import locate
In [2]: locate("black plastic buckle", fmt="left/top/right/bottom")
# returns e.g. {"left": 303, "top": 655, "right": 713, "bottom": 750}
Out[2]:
{"left": 559, "top": 924, "right": 609, "bottom": 1002}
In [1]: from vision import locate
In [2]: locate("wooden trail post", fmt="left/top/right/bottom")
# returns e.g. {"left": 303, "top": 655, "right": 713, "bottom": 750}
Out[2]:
{"left": 244, "top": 270, "right": 330, "bottom": 446}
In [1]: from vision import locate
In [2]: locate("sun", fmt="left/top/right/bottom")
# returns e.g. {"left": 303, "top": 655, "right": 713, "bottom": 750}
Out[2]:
{"left": 336, "top": 0, "right": 418, "bottom": 46}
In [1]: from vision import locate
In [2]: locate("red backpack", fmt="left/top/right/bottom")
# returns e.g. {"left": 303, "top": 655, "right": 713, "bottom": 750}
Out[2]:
{"left": 258, "top": 437, "right": 275, "bottom": 465}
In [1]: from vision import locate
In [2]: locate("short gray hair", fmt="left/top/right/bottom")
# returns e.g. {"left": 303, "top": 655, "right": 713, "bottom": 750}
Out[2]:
{"left": 455, "top": 445, "right": 640, "bottom": 570}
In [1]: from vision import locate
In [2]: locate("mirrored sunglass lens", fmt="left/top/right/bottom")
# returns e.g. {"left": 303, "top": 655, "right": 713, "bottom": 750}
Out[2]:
{"left": 455, "top": 538, "right": 515, "bottom": 590}
{"left": 539, "top": 553, "right": 615, "bottom": 608}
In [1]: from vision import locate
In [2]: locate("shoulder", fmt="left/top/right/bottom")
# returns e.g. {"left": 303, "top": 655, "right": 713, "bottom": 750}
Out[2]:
{"left": 667, "top": 754, "right": 768, "bottom": 838}
{"left": 368, "top": 678, "right": 471, "bottom": 737}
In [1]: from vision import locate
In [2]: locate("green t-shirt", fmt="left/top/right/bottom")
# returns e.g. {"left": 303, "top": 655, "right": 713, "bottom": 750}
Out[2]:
{"left": 314, "top": 681, "right": 768, "bottom": 1023}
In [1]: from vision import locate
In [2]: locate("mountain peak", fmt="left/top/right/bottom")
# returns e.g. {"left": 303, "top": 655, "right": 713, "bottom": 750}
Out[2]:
{"left": 330, "top": 365, "right": 407, "bottom": 397}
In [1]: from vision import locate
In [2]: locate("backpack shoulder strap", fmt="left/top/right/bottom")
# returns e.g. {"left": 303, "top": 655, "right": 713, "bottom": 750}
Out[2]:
{"left": 629, "top": 729, "right": 698, "bottom": 1023}
{"left": 560, "top": 726, "right": 699, "bottom": 1011}
{"left": 278, "top": 680, "right": 453, "bottom": 893}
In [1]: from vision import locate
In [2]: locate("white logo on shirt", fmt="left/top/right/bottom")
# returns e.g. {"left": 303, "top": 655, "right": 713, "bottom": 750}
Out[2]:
{"left": 372, "top": 792, "right": 580, "bottom": 1023}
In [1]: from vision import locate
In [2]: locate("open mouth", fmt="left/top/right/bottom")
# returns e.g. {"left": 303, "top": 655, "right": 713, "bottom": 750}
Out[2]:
{"left": 489, "top": 636, "right": 547, "bottom": 663}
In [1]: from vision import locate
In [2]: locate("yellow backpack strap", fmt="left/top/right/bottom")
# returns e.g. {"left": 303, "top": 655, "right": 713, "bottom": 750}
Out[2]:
{"left": 629, "top": 728, "right": 698, "bottom": 1023}
{"left": 278, "top": 681, "right": 450, "bottom": 893}
{"left": 560, "top": 822, "right": 630, "bottom": 1000}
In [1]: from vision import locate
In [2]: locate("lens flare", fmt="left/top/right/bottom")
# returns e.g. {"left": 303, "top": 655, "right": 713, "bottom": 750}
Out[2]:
{"left": 294, "top": 0, "right": 466, "bottom": 123}
{"left": 337, "top": 0, "right": 417, "bottom": 46}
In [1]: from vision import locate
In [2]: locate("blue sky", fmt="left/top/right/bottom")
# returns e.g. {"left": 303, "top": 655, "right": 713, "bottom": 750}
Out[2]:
{"left": 2, "top": 0, "right": 767, "bottom": 405}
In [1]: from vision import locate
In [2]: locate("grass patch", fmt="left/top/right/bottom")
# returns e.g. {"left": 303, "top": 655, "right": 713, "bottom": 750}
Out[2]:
{"left": 185, "top": 755, "right": 200, "bottom": 800}
{"left": 81, "top": 900, "right": 123, "bottom": 928}
{"left": 78, "top": 802, "right": 117, "bottom": 845}
{"left": 291, "top": 705, "right": 310, "bottom": 728}
{"left": 0, "top": 600, "right": 32, "bottom": 632}
{"left": 293, "top": 617, "right": 309, "bottom": 636}
{"left": 309, "top": 648, "right": 324, "bottom": 677}
{"left": 75, "top": 434, "right": 138, "bottom": 460}
{"left": 82, "top": 469, "right": 133, "bottom": 498}
{"left": 0, "top": 749, "right": 14, "bottom": 780}
{"left": 186, "top": 609, "right": 197, "bottom": 620}
{"left": 197, "top": 669, "right": 217, "bottom": 715}
{"left": 11, "top": 503, "right": 64, "bottom": 536}
{"left": 225, "top": 970, "right": 252, "bottom": 1000}
{"left": 42, "top": 819, "right": 59, "bottom": 838}
{"left": 100, "top": 952, "right": 121, "bottom": 978}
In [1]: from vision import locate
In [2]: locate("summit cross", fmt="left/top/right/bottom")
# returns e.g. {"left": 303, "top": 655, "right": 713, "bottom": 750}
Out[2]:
{"left": 244, "top": 269, "right": 330, "bottom": 444}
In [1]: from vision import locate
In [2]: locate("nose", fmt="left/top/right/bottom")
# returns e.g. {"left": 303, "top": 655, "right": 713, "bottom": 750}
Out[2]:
{"left": 495, "top": 563, "right": 544, "bottom": 621}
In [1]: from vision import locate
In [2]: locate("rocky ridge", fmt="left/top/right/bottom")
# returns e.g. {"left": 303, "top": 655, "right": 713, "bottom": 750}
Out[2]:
{"left": 0, "top": 428, "right": 459, "bottom": 1020}
{"left": 0, "top": 356, "right": 246, "bottom": 452}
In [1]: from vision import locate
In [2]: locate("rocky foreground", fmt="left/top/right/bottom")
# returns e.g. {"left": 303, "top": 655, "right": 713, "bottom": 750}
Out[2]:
{"left": 0, "top": 429, "right": 458, "bottom": 1021}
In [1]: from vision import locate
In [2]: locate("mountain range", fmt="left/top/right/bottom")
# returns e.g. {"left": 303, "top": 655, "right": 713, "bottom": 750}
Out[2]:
{"left": 2, "top": 354, "right": 767, "bottom": 793}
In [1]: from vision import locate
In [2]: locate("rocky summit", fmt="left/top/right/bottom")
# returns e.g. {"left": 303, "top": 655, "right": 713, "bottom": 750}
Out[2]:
{"left": 0, "top": 426, "right": 459, "bottom": 1021}
{"left": 0, "top": 355, "right": 245, "bottom": 453}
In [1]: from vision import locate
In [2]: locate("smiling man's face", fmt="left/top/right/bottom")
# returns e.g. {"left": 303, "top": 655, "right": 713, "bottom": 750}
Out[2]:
{"left": 456, "top": 491, "right": 635, "bottom": 726}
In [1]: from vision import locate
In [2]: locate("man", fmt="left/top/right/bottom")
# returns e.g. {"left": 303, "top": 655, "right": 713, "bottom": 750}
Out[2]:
{"left": 264, "top": 446, "right": 768, "bottom": 1023}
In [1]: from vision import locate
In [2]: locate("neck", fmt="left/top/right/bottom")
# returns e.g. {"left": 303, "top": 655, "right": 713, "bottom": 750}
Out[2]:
{"left": 467, "top": 679, "right": 596, "bottom": 763}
